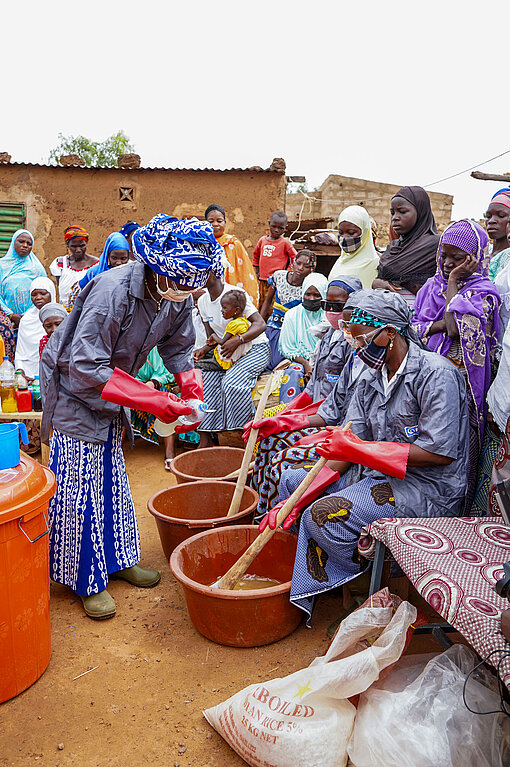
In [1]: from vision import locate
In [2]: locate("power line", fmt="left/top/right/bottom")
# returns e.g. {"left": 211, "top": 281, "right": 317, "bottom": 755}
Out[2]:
{"left": 423, "top": 149, "right": 510, "bottom": 189}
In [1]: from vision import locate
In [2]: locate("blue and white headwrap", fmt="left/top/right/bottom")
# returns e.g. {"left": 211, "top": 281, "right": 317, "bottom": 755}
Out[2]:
{"left": 120, "top": 221, "right": 141, "bottom": 238}
{"left": 132, "top": 214, "right": 225, "bottom": 289}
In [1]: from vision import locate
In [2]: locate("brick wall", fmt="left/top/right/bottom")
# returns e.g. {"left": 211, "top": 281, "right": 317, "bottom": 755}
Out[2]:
{"left": 286, "top": 174, "right": 454, "bottom": 247}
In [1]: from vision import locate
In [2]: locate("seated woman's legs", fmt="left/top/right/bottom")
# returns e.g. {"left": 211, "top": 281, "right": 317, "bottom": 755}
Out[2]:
{"left": 279, "top": 363, "right": 305, "bottom": 404}
{"left": 277, "top": 466, "right": 396, "bottom": 623}
{"left": 222, "top": 344, "right": 271, "bottom": 430}
{"left": 254, "top": 441, "right": 322, "bottom": 522}
{"left": 198, "top": 368, "right": 225, "bottom": 447}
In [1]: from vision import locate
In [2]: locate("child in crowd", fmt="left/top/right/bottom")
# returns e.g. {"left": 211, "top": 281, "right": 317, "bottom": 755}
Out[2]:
{"left": 210, "top": 289, "right": 252, "bottom": 370}
{"left": 39, "top": 303, "right": 68, "bottom": 357}
{"left": 253, "top": 211, "right": 297, "bottom": 306}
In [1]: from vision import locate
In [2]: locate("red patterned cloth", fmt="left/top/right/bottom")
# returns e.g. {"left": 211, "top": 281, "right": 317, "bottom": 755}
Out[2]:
{"left": 39, "top": 335, "right": 49, "bottom": 358}
{"left": 359, "top": 517, "right": 510, "bottom": 688}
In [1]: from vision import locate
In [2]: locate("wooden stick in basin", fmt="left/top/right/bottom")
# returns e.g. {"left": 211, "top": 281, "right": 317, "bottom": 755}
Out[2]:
{"left": 226, "top": 373, "right": 274, "bottom": 517}
{"left": 215, "top": 421, "right": 352, "bottom": 590}
{"left": 223, "top": 461, "right": 255, "bottom": 480}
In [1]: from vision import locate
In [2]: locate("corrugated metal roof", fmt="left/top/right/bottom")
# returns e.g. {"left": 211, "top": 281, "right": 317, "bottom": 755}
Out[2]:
{"left": 0, "top": 161, "right": 285, "bottom": 174}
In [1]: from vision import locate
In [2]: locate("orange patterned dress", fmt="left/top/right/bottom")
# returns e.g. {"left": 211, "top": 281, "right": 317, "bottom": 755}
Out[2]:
{"left": 218, "top": 233, "right": 259, "bottom": 305}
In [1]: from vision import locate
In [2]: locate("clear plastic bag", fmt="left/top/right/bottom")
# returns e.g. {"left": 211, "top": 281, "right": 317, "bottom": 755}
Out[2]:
{"left": 348, "top": 644, "right": 510, "bottom": 767}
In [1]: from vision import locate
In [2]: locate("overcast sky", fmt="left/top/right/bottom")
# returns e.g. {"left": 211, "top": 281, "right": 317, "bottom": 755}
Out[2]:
{"left": 3, "top": 0, "right": 510, "bottom": 221}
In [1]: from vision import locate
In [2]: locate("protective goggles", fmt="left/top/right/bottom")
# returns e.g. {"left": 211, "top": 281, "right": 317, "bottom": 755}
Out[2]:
{"left": 320, "top": 299, "right": 346, "bottom": 312}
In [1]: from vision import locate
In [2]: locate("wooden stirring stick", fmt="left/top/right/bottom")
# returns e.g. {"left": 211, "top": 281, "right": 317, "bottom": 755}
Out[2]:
{"left": 216, "top": 421, "right": 352, "bottom": 589}
{"left": 223, "top": 461, "right": 255, "bottom": 480}
{"left": 225, "top": 373, "right": 274, "bottom": 517}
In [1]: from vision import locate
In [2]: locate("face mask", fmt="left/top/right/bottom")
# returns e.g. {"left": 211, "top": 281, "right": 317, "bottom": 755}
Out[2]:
{"left": 302, "top": 298, "right": 322, "bottom": 312}
{"left": 157, "top": 280, "right": 194, "bottom": 302}
{"left": 326, "top": 311, "right": 342, "bottom": 329}
{"left": 357, "top": 335, "right": 390, "bottom": 370}
{"left": 343, "top": 329, "right": 357, "bottom": 349}
{"left": 339, "top": 235, "right": 362, "bottom": 253}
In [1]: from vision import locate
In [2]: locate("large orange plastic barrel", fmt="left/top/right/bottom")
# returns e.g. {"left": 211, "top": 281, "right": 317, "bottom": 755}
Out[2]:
{"left": 0, "top": 454, "right": 56, "bottom": 702}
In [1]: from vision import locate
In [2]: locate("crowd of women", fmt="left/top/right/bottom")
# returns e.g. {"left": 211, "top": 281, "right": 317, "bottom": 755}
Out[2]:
{"left": 2, "top": 185, "right": 510, "bottom": 622}
{"left": 243, "top": 185, "right": 510, "bottom": 622}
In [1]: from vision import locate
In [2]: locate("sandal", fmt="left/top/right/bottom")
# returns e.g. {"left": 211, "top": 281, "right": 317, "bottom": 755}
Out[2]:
{"left": 164, "top": 458, "right": 173, "bottom": 471}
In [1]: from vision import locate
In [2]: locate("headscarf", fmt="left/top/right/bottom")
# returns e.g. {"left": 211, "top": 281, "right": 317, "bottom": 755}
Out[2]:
{"left": 487, "top": 188, "right": 510, "bottom": 281}
{"left": 413, "top": 220, "right": 501, "bottom": 439}
{"left": 328, "top": 276, "right": 363, "bottom": 294}
{"left": 344, "top": 290, "right": 363, "bottom": 311}
{"left": 39, "top": 302, "right": 68, "bottom": 324}
{"left": 328, "top": 206, "right": 379, "bottom": 288}
{"left": 132, "top": 214, "right": 225, "bottom": 289}
{"left": 14, "top": 277, "right": 57, "bottom": 379}
{"left": 378, "top": 186, "right": 439, "bottom": 292}
{"left": 490, "top": 188, "right": 510, "bottom": 209}
{"left": 350, "top": 288, "right": 424, "bottom": 347}
{"left": 0, "top": 230, "right": 46, "bottom": 315}
{"left": 120, "top": 221, "right": 141, "bottom": 238}
{"left": 64, "top": 225, "right": 89, "bottom": 243}
{"left": 279, "top": 273, "right": 327, "bottom": 359}
{"left": 79, "top": 232, "right": 130, "bottom": 288}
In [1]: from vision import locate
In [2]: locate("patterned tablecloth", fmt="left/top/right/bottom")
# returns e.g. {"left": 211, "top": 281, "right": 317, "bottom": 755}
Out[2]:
{"left": 359, "top": 517, "right": 510, "bottom": 688}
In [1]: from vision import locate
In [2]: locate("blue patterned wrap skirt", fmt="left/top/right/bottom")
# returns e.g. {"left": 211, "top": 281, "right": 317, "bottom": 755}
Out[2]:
{"left": 277, "top": 463, "right": 397, "bottom": 625}
{"left": 48, "top": 416, "right": 141, "bottom": 597}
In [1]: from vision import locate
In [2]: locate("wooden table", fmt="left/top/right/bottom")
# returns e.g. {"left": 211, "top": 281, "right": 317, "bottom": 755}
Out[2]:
{"left": 0, "top": 411, "right": 49, "bottom": 466}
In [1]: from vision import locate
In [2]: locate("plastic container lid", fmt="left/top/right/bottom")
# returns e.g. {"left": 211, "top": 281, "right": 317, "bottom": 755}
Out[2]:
{"left": 154, "top": 419, "right": 177, "bottom": 437}
{"left": 0, "top": 455, "right": 55, "bottom": 524}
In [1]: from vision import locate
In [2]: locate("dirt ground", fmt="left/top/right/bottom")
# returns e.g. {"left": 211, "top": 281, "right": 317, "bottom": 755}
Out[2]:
{"left": 1, "top": 440, "right": 445, "bottom": 767}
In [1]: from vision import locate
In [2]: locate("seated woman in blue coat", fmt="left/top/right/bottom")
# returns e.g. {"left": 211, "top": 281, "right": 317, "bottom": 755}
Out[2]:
{"left": 259, "top": 289, "right": 469, "bottom": 623}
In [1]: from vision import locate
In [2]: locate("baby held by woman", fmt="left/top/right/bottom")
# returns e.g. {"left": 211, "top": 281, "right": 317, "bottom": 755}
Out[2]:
{"left": 209, "top": 289, "right": 252, "bottom": 369}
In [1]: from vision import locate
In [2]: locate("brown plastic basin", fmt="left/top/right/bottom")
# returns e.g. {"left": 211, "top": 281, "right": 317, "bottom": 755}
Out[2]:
{"left": 170, "top": 525, "right": 302, "bottom": 647}
{"left": 147, "top": 481, "right": 258, "bottom": 559}
{"left": 169, "top": 446, "right": 246, "bottom": 483}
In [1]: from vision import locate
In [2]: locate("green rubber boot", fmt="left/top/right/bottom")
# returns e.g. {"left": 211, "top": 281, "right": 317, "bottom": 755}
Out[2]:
{"left": 109, "top": 564, "right": 161, "bottom": 588}
{"left": 81, "top": 590, "right": 116, "bottom": 620}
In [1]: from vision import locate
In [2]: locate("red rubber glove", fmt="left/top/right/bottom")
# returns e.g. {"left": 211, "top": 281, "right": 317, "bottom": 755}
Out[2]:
{"left": 258, "top": 465, "right": 340, "bottom": 531}
{"left": 101, "top": 367, "right": 192, "bottom": 423}
{"left": 242, "top": 400, "right": 325, "bottom": 443}
{"left": 281, "top": 390, "right": 313, "bottom": 412}
{"left": 174, "top": 369, "right": 203, "bottom": 402}
{"left": 293, "top": 429, "right": 330, "bottom": 447}
{"left": 173, "top": 369, "right": 204, "bottom": 434}
{"left": 315, "top": 426, "right": 410, "bottom": 480}
{"left": 243, "top": 411, "right": 311, "bottom": 443}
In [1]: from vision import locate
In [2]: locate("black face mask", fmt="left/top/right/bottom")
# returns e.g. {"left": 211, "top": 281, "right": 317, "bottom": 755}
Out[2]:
{"left": 302, "top": 298, "right": 322, "bottom": 312}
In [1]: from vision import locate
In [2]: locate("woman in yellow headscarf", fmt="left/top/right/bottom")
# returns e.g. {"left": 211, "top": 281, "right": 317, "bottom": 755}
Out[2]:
{"left": 204, "top": 204, "right": 259, "bottom": 304}
{"left": 328, "top": 205, "right": 379, "bottom": 288}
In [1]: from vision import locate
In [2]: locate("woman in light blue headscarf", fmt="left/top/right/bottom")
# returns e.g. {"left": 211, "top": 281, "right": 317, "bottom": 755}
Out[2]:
{"left": 0, "top": 229, "right": 46, "bottom": 325}
{"left": 79, "top": 232, "right": 130, "bottom": 289}
{"left": 278, "top": 272, "right": 328, "bottom": 403}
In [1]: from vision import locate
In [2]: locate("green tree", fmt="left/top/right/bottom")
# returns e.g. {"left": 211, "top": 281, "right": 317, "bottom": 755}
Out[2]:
{"left": 286, "top": 181, "right": 309, "bottom": 195}
{"left": 48, "top": 130, "right": 135, "bottom": 167}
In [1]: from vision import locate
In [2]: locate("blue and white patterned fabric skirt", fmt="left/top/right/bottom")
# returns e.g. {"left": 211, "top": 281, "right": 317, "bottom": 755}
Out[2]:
{"left": 48, "top": 417, "right": 141, "bottom": 597}
{"left": 199, "top": 343, "right": 271, "bottom": 432}
{"left": 277, "top": 464, "right": 397, "bottom": 625}
{"left": 251, "top": 429, "right": 322, "bottom": 522}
